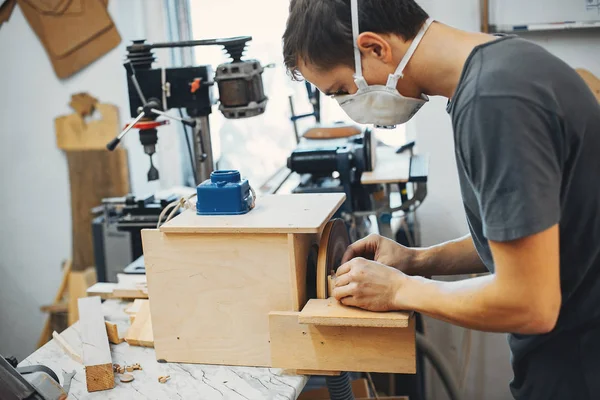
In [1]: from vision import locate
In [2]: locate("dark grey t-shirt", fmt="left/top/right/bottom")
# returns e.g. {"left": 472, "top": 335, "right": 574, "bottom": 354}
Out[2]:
{"left": 447, "top": 35, "right": 600, "bottom": 399}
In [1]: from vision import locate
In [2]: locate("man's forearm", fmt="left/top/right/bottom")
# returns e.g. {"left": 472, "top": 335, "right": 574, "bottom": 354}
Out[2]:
{"left": 413, "top": 235, "right": 487, "bottom": 276}
{"left": 402, "top": 275, "right": 552, "bottom": 334}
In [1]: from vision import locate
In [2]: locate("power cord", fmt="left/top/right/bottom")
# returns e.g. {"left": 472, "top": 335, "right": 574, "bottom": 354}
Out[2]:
{"left": 178, "top": 109, "right": 198, "bottom": 184}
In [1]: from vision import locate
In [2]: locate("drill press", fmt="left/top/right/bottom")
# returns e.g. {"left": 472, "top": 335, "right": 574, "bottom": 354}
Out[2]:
{"left": 107, "top": 36, "right": 268, "bottom": 184}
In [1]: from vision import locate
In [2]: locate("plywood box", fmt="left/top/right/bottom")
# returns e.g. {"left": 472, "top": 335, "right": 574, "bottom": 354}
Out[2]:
{"left": 141, "top": 193, "right": 416, "bottom": 373}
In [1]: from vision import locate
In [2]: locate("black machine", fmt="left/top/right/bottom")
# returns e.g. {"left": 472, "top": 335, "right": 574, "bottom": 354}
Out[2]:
{"left": 92, "top": 193, "right": 184, "bottom": 282}
{"left": 0, "top": 356, "right": 67, "bottom": 400}
{"left": 106, "top": 36, "right": 268, "bottom": 184}
{"left": 287, "top": 127, "right": 377, "bottom": 215}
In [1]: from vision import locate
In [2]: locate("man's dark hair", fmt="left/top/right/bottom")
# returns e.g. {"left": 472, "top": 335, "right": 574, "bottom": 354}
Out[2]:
{"left": 283, "top": 0, "right": 429, "bottom": 80}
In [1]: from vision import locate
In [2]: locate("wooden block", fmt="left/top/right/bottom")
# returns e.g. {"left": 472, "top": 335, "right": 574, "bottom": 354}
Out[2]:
{"left": 361, "top": 147, "right": 411, "bottom": 185}
{"left": 69, "top": 267, "right": 97, "bottom": 325}
{"left": 125, "top": 300, "right": 154, "bottom": 348}
{"left": 299, "top": 298, "right": 410, "bottom": 328}
{"left": 141, "top": 229, "right": 293, "bottom": 366}
{"left": 78, "top": 296, "right": 115, "bottom": 392}
{"left": 298, "top": 378, "right": 369, "bottom": 400}
{"left": 105, "top": 321, "right": 124, "bottom": 344}
{"left": 269, "top": 311, "right": 416, "bottom": 374}
{"left": 159, "top": 193, "right": 345, "bottom": 234}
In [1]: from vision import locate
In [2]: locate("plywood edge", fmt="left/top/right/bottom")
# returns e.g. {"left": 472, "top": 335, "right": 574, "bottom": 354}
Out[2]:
{"left": 299, "top": 298, "right": 410, "bottom": 328}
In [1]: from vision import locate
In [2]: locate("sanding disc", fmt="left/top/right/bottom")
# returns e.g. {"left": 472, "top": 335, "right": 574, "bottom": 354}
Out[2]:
{"left": 316, "top": 219, "right": 350, "bottom": 299}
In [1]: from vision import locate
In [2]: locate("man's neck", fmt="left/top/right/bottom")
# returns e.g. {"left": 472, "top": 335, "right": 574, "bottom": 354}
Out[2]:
{"left": 405, "top": 22, "right": 496, "bottom": 99}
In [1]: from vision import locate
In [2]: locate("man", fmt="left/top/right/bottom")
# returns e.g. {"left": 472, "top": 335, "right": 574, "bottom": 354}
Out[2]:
{"left": 282, "top": 1, "right": 600, "bottom": 399}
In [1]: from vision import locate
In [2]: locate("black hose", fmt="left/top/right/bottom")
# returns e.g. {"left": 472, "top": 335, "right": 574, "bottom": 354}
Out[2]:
{"left": 417, "top": 332, "right": 462, "bottom": 400}
{"left": 325, "top": 371, "right": 355, "bottom": 400}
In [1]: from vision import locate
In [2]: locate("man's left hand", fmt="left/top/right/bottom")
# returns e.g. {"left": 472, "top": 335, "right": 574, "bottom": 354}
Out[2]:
{"left": 332, "top": 258, "right": 408, "bottom": 312}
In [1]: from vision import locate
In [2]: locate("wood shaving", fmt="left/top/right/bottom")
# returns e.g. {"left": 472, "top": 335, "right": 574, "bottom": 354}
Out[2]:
{"left": 120, "top": 374, "right": 134, "bottom": 383}
{"left": 158, "top": 375, "right": 171, "bottom": 384}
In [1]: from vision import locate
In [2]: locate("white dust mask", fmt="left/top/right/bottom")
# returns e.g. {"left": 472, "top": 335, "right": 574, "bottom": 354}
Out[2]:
{"left": 334, "top": 0, "right": 433, "bottom": 128}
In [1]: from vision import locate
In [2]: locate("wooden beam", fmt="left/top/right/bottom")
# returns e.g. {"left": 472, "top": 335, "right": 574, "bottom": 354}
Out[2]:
{"left": 298, "top": 298, "right": 410, "bottom": 328}
{"left": 78, "top": 296, "right": 114, "bottom": 392}
{"left": 269, "top": 311, "right": 416, "bottom": 374}
{"left": 105, "top": 321, "right": 124, "bottom": 344}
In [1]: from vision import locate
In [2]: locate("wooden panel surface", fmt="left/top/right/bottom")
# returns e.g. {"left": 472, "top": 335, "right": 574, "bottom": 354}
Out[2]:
{"left": 142, "top": 229, "right": 294, "bottom": 366}
{"left": 159, "top": 193, "right": 345, "bottom": 234}
{"left": 269, "top": 311, "right": 416, "bottom": 374}
{"left": 361, "top": 147, "right": 411, "bottom": 185}
{"left": 299, "top": 298, "right": 410, "bottom": 328}
{"left": 78, "top": 296, "right": 114, "bottom": 392}
{"left": 288, "top": 233, "right": 319, "bottom": 311}
{"left": 67, "top": 149, "right": 129, "bottom": 271}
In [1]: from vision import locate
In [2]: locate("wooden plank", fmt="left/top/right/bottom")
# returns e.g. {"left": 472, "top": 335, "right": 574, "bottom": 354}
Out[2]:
{"left": 288, "top": 233, "right": 319, "bottom": 311}
{"left": 299, "top": 298, "right": 410, "bottom": 328}
{"left": 298, "top": 378, "right": 369, "bottom": 400}
{"left": 159, "top": 193, "right": 345, "bottom": 234}
{"left": 361, "top": 147, "right": 411, "bottom": 185}
{"left": 105, "top": 321, "right": 124, "bottom": 344}
{"left": 78, "top": 296, "right": 114, "bottom": 392}
{"left": 55, "top": 104, "right": 120, "bottom": 150}
{"left": 51, "top": 331, "right": 82, "bottom": 364}
{"left": 142, "top": 229, "right": 293, "bottom": 366}
{"left": 269, "top": 311, "right": 416, "bottom": 374}
{"left": 66, "top": 149, "right": 129, "bottom": 271}
{"left": 69, "top": 267, "right": 97, "bottom": 325}
{"left": 86, "top": 282, "right": 116, "bottom": 299}
{"left": 125, "top": 301, "right": 154, "bottom": 348}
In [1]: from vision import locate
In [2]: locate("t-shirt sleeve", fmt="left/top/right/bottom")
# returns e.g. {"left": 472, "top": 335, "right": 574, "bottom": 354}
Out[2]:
{"left": 455, "top": 96, "right": 564, "bottom": 242}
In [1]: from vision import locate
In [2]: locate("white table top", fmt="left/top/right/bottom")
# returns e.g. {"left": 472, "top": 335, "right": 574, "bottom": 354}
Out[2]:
{"left": 20, "top": 299, "right": 308, "bottom": 400}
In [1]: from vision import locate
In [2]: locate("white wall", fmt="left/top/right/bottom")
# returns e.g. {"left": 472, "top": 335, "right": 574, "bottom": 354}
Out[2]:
{"left": 413, "top": 1, "right": 600, "bottom": 399}
{"left": 0, "top": 0, "right": 181, "bottom": 361}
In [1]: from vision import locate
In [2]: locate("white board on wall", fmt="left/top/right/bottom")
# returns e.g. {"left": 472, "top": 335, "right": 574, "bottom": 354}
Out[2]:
{"left": 490, "top": 0, "right": 600, "bottom": 30}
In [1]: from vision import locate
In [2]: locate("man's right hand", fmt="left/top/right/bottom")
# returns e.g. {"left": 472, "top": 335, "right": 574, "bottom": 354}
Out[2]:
{"left": 341, "top": 234, "right": 421, "bottom": 276}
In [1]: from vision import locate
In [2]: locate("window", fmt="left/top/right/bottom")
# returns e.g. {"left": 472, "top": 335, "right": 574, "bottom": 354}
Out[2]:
{"left": 188, "top": 0, "right": 406, "bottom": 187}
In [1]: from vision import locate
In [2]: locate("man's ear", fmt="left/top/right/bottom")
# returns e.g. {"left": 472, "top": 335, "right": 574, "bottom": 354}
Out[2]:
{"left": 356, "top": 32, "right": 393, "bottom": 62}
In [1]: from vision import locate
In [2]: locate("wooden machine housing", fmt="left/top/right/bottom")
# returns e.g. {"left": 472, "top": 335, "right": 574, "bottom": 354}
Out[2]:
{"left": 141, "top": 193, "right": 416, "bottom": 373}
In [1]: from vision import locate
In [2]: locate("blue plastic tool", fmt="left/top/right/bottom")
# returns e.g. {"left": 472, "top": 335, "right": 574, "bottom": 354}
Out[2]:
{"left": 196, "top": 170, "right": 253, "bottom": 215}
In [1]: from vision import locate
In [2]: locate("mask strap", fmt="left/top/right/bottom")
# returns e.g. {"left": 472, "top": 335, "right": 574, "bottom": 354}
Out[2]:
{"left": 387, "top": 17, "right": 434, "bottom": 88}
{"left": 350, "top": 0, "right": 363, "bottom": 79}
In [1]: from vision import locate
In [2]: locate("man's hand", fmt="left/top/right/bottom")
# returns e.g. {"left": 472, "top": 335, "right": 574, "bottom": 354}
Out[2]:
{"left": 341, "top": 234, "right": 419, "bottom": 275}
{"left": 332, "top": 258, "right": 408, "bottom": 312}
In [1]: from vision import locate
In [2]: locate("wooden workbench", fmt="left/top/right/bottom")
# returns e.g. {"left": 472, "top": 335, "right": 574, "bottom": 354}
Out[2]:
{"left": 19, "top": 299, "right": 308, "bottom": 399}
